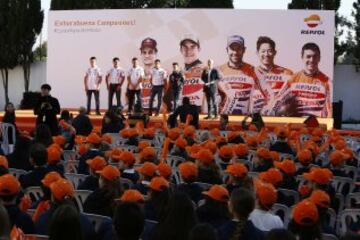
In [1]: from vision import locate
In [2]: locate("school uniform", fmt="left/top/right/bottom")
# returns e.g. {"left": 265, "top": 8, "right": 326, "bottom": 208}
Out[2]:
{"left": 19, "top": 166, "right": 50, "bottom": 189}
{"left": 83, "top": 188, "right": 114, "bottom": 217}
{"left": 197, "top": 167, "right": 222, "bottom": 185}
{"left": 270, "top": 141, "right": 295, "bottom": 155}
{"left": 46, "top": 163, "right": 65, "bottom": 176}
{"left": 121, "top": 169, "right": 139, "bottom": 184}
{"left": 78, "top": 149, "right": 103, "bottom": 175}
{"left": 196, "top": 204, "right": 230, "bottom": 230}
{"left": 77, "top": 175, "right": 99, "bottom": 191}
{"left": 176, "top": 183, "right": 203, "bottom": 204}
{"left": 5, "top": 204, "right": 35, "bottom": 234}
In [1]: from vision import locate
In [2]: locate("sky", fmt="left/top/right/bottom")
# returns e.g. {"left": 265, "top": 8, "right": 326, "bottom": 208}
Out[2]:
{"left": 37, "top": 0, "right": 356, "bottom": 46}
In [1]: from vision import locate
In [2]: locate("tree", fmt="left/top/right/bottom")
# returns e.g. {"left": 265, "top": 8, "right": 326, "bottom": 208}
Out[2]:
{"left": 15, "top": 0, "right": 44, "bottom": 92}
{"left": 353, "top": 0, "right": 360, "bottom": 71}
{"left": 288, "top": 0, "right": 350, "bottom": 64}
{"left": 0, "top": 0, "right": 20, "bottom": 104}
{"left": 34, "top": 41, "right": 47, "bottom": 62}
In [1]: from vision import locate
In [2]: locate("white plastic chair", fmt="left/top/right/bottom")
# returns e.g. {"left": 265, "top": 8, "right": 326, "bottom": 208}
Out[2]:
{"left": 337, "top": 209, "right": 360, "bottom": 236}
{"left": 63, "top": 150, "right": 78, "bottom": 161}
{"left": 25, "top": 186, "right": 44, "bottom": 202}
{"left": 343, "top": 165, "right": 358, "bottom": 180}
{"left": 74, "top": 190, "right": 93, "bottom": 212}
{"left": 63, "top": 160, "right": 79, "bottom": 174}
{"left": 83, "top": 213, "right": 112, "bottom": 232}
{"left": 194, "top": 182, "right": 212, "bottom": 191}
{"left": 322, "top": 233, "right": 338, "bottom": 240}
{"left": 121, "top": 145, "right": 138, "bottom": 153}
{"left": 327, "top": 208, "right": 337, "bottom": 229}
{"left": 8, "top": 168, "right": 27, "bottom": 179}
{"left": 332, "top": 176, "right": 355, "bottom": 195}
{"left": 278, "top": 188, "right": 300, "bottom": 206}
{"left": 24, "top": 234, "right": 49, "bottom": 240}
{"left": 270, "top": 203, "right": 291, "bottom": 227}
{"left": 65, "top": 173, "right": 88, "bottom": 189}
{"left": 167, "top": 156, "right": 185, "bottom": 168}
{"left": 0, "top": 122, "right": 16, "bottom": 155}
{"left": 345, "top": 192, "right": 360, "bottom": 208}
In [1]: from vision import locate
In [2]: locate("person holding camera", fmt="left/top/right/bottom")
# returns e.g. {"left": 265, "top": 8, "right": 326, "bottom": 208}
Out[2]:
{"left": 34, "top": 84, "right": 61, "bottom": 136}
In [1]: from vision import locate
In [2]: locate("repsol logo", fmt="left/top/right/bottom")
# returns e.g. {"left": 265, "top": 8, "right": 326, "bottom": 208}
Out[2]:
{"left": 301, "top": 29, "right": 325, "bottom": 35}
{"left": 184, "top": 78, "right": 200, "bottom": 84}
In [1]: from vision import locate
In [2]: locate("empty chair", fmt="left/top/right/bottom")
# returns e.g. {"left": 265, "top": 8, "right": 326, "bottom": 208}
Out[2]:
{"left": 166, "top": 156, "right": 185, "bottom": 168}
{"left": 345, "top": 192, "right": 360, "bottom": 209}
{"left": 337, "top": 209, "right": 360, "bottom": 236}
{"left": 8, "top": 168, "right": 28, "bottom": 179}
{"left": 343, "top": 166, "right": 358, "bottom": 180}
{"left": 65, "top": 173, "right": 88, "bottom": 189}
{"left": 83, "top": 213, "right": 112, "bottom": 233}
{"left": 74, "top": 190, "right": 93, "bottom": 212}
{"left": 62, "top": 150, "right": 78, "bottom": 161}
{"left": 270, "top": 203, "right": 291, "bottom": 227}
{"left": 25, "top": 186, "right": 44, "bottom": 202}
{"left": 332, "top": 176, "right": 355, "bottom": 195}
{"left": 0, "top": 122, "right": 16, "bottom": 155}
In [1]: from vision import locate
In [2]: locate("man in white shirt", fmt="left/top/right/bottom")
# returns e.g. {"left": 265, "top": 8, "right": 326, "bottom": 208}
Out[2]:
{"left": 127, "top": 57, "right": 144, "bottom": 114}
{"left": 106, "top": 57, "right": 125, "bottom": 110}
{"left": 149, "top": 59, "right": 167, "bottom": 116}
{"left": 84, "top": 56, "right": 102, "bottom": 115}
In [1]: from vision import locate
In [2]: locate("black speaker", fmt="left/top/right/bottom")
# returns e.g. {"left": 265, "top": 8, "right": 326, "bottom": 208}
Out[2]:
{"left": 332, "top": 101, "right": 343, "bottom": 129}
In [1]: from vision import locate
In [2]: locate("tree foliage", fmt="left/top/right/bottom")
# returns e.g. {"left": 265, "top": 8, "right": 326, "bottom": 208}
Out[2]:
{"left": 353, "top": 0, "right": 360, "bottom": 70}
{"left": 288, "top": 0, "right": 350, "bottom": 64}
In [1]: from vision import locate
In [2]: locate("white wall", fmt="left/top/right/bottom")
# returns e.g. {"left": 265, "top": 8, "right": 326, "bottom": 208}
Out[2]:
{"left": 0, "top": 61, "right": 46, "bottom": 109}
{"left": 1, "top": 62, "right": 360, "bottom": 121}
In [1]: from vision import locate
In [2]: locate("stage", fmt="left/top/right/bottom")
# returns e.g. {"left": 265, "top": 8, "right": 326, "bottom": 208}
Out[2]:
{"left": 0, "top": 110, "right": 334, "bottom": 133}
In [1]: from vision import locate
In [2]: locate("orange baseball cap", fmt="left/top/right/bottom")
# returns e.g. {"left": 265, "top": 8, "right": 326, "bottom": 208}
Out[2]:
{"left": 269, "top": 151, "right": 280, "bottom": 162}
{"left": 53, "top": 135, "right": 66, "bottom": 146}
{"left": 309, "top": 190, "right": 330, "bottom": 209}
{"left": 0, "top": 155, "right": 9, "bottom": 169}
{"left": 257, "top": 147, "right": 271, "bottom": 160}
{"left": 311, "top": 128, "right": 323, "bottom": 137}
{"left": 204, "top": 141, "right": 217, "bottom": 154}
{"left": 194, "top": 149, "right": 214, "bottom": 166}
{"left": 233, "top": 144, "right": 248, "bottom": 157}
{"left": 157, "top": 163, "right": 172, "bottom": 179}
{"left": 41, "top": 172, "right": 62, "bottom": 188}
{"left": 119, "top": 189, "right": 144, "bottom": 203}
{"left": 47, "top": 146, "right": 62, "bottom": 164}
{"left": 183, "top": 126, "right": 196, "bottom": 138}
{"left": 97, "top": 165, "right": 121, "bottom": 181}
{"left": 110, "top": 148, "right": 123, "bottom": 162}
{"left": 219, "top": 145, "right": 234, "bottom": 159}
{"left": 186, "top": 144, "right": 202, "bottom": 157}
{"left": 179, "top": 162, "right": 198, "bottom": 180}
{"left": 226, "top": 163, "right": 248, "bottom": 178}
{"left": 75, "top": 135, "right": 86, "bottom": 145}
{"left": 216, "top": 136, "right": 227, "bottom": 146}
{"left": 254, "top": 179, "right": 277, "bottom": 207}
{"left": 259, "top": 168, "right": 283, "bottom": 187}
{"left": 136, "top": 162, "right": 158, "bottom": 177}
{"left": 211, "top": 128, "right": 221, "bottom": 137}
{"left": 50, "top": 179, "right": 75, "bottom": 201}
{"left": 139, "top": 147, "right": 156, "bottom": 161}
{"left": 297, "top": 149, "right": 313, "bottom": 164}
{"left": 149, "top": 176, "right": 169, "bottom": 191}
{"left": 303, "top": 167, "right": 333, "bottom": 185}
{"left": 342, "top": 147, "right": 353, "bottom": 159}
{"left": 143, "top": 128, "right": 156, "bottom": 138}
{"left": 101, "top": 134, "right": 113, "bottom": 144}
{"left": 292, "top": 199, "right": 319, "bottom": 226}
{"left": 138, "top": 141, "right": 151, "bottom": 152}
{"left": 120, "top": 128, "right": 130, "bottom": 138}
{"left": 86, "top": 156, "right": 107, "bottom": 171}
{"left": 128, "top": 128, "right": 139, "bottom": 138}
{"left": 335, "top": 138, "right": 346, "bottom": 150}
{"left": 0, "top": 174, "right": 20, "bottom": 196}
{"left": 275, "top": 127, "right": 288, "bottom": 138}
{"left": 329, "top": 150, "right": 348, "bottom": 167}
{"left": 119, "top": 151, "right": 136, "bottom": 165}
{"left": 203, "top": 185, "right": 229, "bottom": 203}
{"left": 174, "top": 137, "right": 187, "bottom": 149}
{"left": 86, "top": 133, "right": 102, "bottom": 144}
{"left": 78, "top": 143, "right": 88, "bottom": 156}
{"left": 274, "top": 159, "right": 296, "bottom": 175}
{"left": 168, "top": 128, "right": 181, "bottom": 140}
{"left": 246, "top": 135, "right": 258, "bottom": 147}
{"left": 227, "top": 131, "right": 240, "bottom": 142}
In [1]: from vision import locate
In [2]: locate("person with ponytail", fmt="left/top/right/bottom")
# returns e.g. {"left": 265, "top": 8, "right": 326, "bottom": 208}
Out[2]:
{"left": 249, "top": 180, "right": 283, "bottom": 232}
{"left": 217, "top": 188, "right": 264, "bottom": 240}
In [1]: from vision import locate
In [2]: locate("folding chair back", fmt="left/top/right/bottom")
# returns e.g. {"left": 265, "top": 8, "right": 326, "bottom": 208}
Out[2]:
{"left": 65, "top": 173, "right": 88, "bottom": 189}
{"left": 25, "top": 186, "right": 44, "bottom": 202}
{"left": 0, "top": 122, "right": 16, "bottom": 155}
{"left": 337, "top": 209, "right": 360, "bottom": 236}
{"left": 322, "top": 233, "right": 338, "bottom": 240}
{"left": 166, "top": 156, "right": 185, "bottom": 168}
{"left": 270, "top": 203, "right": 291, "bottom": 227}
{"left": 9, "top": 168, "right": 27, "bottom": 179}
{"left": 332, "top": 176, "right": 355, "bottom": 195}
{"left": 120, "top": 177, "right": 133, "bottom": 189}
{"left": 343, "top": 166, "right": 358, "bottom": 180}
{"left": 83, "top": 213, "right": 112, "bottom": 232}
{"left": 345, "top": 192, "right": 360, "bottom": 209}
{"left": 327, "top": 208, "right": 337, "bottom": 229}
{"left": 278, "top": 188, "right": 300, "bottom": 207}
{"left": 194, "top": 182, "right": 212, "bottom": 191}
{"left": 74, "top": 190, "right": 93, "bottom": 212}
{"left": 63, "top": 160, "right": 79, "bottom": 174}
{"left": 24, "top": 234, "right": 49, "bottom": 240}
{"left": 63, "top": 150, "right": 78, "bottom": 161}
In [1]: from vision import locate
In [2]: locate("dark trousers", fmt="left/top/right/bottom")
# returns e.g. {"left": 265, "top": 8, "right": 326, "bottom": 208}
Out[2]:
{"left": 127, "top": 89, "right": 141, "bottom": 113}
{"left": 172, "top": 88, "right": 180, "bottom": 112}
{"left": 87, "top": 90, "right": 100, "bottom": 113}
{"left": 205, "top": 89, "right": 217, "bottom": 116}
{"left": 108, "top": 84, "right": 122, "bottom": 110}
{"left": 149, "top": 85, "right": 164, "bottom": 114}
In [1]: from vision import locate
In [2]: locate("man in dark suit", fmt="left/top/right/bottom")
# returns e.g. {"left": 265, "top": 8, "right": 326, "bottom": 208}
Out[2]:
{"left": 170, "top": 97, "right": 199, "bottom": 128}
{"left": 72, "top": 106, "right": 93, "bottom": 136}
{"left": 201, "top": 59, "right": 220, "bottom": 119}
{"left": 34, "top": 84, "right": 61, "bottom": 136}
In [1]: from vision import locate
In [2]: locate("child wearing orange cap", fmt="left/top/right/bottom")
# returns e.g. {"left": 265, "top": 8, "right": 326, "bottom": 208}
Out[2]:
{"left": 171, "top": 136, "right": 189, "bottom": 160}
{"left": 46, "top": 146, "right": 64, "bottom": 176}
{"left": 157, "top": 162, "right": 172, "bottom": 181}
{"left": 274, "top": 159, "right": 298, "bottom": 191}
{"left": 0, "top": 174, "right": 35, "bottom": 234}
{"left": 78, "top": 132, "right": 104, "bottom": 174}
{"left": 217, "top": 188, "right": 264, "bottom": 240}
{"left": 78, "top": 156, "right": 107, "bottom": 191}
{"left": 183, "top": 126, "right": 197, "bottom": 146}
{"left": 225, "top": 163, "right": 253, "bottom": 194}
{"left": 269, "top": 127, "right": 295, "bottom": 156}
{"left": 196, "top": 185, "right": 230, "bottom": 230}
{"left": 118, "top": 151, "right": 139, "bottom": 184}
{"left": 144, "top": 177, "right": 171, "bottom": 221}
{"left": 249, "top": 180, "right": 283, "bottom": 232}
{"left": 138, "top": 146, "right": 158, "bottom": 164}
{"left": 176, "top": 162, "right": 203, "bottom": 204}
{"left": 218, "top": 145, "right": 234, "bottom": 168}
{"left": 35, "top": 178, "right": 97, "bottom": 239}
{"left": 295, "top": 148, "right": 313, "bottom": 175}
{"left": 195, "top": 149, "right": 222, "bottom": 185}
{"left": 233, "top": 143, "right": 249, "bottom": 162}
{"left": 83, "top": 165, "right": 123, "bottom": 217}
{"left": 253, "top": 147, "right": 273, "bottom": 172}
{"left": 134, "top": 162, "right": 158, "bottom": 195}
{"left": 0, "top": 155, "right": 9, "bottom": 176}
{"left": 329, "top": 150, "right": 347, "bottom": 177}
{"left": 287, "top": 199, "right": 321, "bottom": 240}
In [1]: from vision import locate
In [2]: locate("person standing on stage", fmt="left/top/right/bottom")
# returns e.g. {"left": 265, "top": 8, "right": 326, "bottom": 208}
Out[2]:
{"left": 149, "top": 59, "right": 167, "bottom": 116}
{"left": 34, "top": 84, "right": 61, "bottom": 136}
{"left": 180, "top": 34, "right": 204, "bottom": 112}
{"left": 201, "top": 59, "right": 220, "bottom": 119}
{"left": 168, "top": 62, "right": 184, "bottom": 112}
{"left": 140, "top": 37, "right": 158, "bottom": 110}
{"left": 84, "top": 56, "right": 102, "bottom": 115}
{"left": 106, "top": 57, "right": 126, "bottom": 110}
{"left": 127, "top": 57, "right": 145, "bottom": 115}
